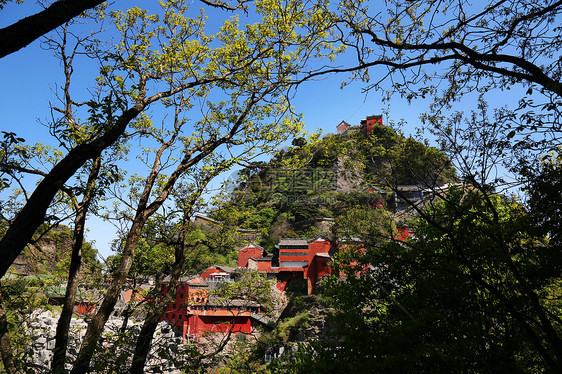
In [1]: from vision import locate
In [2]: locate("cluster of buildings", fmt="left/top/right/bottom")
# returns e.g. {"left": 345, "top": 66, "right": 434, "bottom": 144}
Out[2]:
{"left": 336, "top": 114, "right": 384, "bottom": 134}
{"left": 159, "top": 234, "right": 377, "bottom": 340}
{"left": 44, "top": 114, "right": 426, "bottom": 341}
{"left": 237, "top": 236, "right": 361, "bottom": 294}
{"left": 158, "top": 114, "right": 427, "bottom": 340}
{"left": 160, "top": 266, "right": 264, "bottom": 339}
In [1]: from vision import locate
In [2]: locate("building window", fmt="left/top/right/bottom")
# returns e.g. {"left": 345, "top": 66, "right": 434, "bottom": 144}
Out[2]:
{"left": 279, "top": 245, "right": 308, "bottom": 250}
{"left": 280, "top": 251, "right": 308, "bottom": 256}
{"left": 280, "top": 261, "right": 308, "bottom": 268}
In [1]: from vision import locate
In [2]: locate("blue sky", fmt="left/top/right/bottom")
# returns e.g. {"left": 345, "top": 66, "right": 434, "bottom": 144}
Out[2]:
{"left": 0, "top": 1, "right": 444, "bottom": 258}
{"left": 0, "top": 1, "right": 428, "bottom": 137}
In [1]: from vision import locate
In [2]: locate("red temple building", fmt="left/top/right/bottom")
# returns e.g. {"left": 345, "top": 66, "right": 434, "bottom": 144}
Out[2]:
{"left": 272, "top": 236, "right": 368, "bottom": 295}
{"left": 161, "top": 270, "right": 268, "bottom": 339}
{"left": 183, "top": 296, "right": 263, "bottom": 337}
{"left": 200, "top": 265, "right": 234, "bottom": 282}
{"left": 336, "top": 120, "right": 351, "bottom": 134}
{"left": 336, "top": 114, "right": 384, "bottom": 135}
{"left": 237, "top": 243, "right": 265, "bottom": 268}
{"left": 161, "top": 275, "right": 209, "bottom": 333}
{"left": 360, "top": 114, "right": 384, "bottom": 134}
{"left": 303, "top": 237, "right": 334, "bottom": 295}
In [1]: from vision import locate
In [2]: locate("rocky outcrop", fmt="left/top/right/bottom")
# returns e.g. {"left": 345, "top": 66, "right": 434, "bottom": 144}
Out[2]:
{"left": 9, "top": 226, "right": 73, "bottom": 276}
{"left": 335, "top": 156, "right": 364, "bottom": 192}
{"left": 276, "top": 294, "right": 338, "bottom": 344}
{"left": 26, "top": 310, "right": 182, "bottom": 373}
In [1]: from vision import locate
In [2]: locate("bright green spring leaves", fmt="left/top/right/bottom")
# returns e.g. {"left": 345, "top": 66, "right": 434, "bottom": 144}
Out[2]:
{"left": 96, "top": 0, "right": 341, "bottom": 173}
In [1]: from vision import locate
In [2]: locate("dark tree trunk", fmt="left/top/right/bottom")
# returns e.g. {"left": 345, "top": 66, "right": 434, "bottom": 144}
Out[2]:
{"left": 51, "top": 158, "right": 101, "bottom": 374}
{"left": 0, "top": 104, "right": 143, "bottom": 279}
{"left": 0, "top": 290, "right": 17, "bottom": 374}
{"left": 0, "top": 0, "right": 104, "bottom": 59}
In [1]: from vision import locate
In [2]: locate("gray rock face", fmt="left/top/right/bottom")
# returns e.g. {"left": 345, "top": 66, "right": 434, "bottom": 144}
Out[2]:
{"left": 336, "top": 156, "right": 364, "bottom": 192}
{"left": 26, "top": 310, "right": 181, "bottom": 373}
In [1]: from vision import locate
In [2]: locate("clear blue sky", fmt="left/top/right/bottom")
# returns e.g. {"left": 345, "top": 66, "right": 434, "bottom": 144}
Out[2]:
{"left": 0, "top": 1, "right": 441, "bottom": 258}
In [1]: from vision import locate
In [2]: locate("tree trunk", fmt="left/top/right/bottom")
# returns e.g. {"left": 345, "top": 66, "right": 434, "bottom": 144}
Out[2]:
{"left": 0, "top": 0, "right": 104, "bottom": 59}
{"left": 51, "top": 158, "right": 101, "bottom": 374}
{"left": 0, "top": 104, "right": 143, "bottom": 279}
{"left": 69, "top": 217, "right": 147, "bottom": 374}
{"left": 0, "top": 290, "right": 17, "bottom": 374}
{"left": 129, "top": 250, "right": 186, "bottom": 374}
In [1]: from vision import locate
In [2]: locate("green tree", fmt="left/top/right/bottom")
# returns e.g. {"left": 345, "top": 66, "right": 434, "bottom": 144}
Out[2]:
{"left": 295, "top": 186, "right": 562, "bottom": 373}
{"left": 525, "top": 151, "right": 562, "bottom": 246}
{"left": 0, "top": 0, "right": 339, "bottom": 372}
{"left": 0, "top": 0, "right": 338, "bottom": 279}
{"left": 315, "top": 0, "right": 562, "bottom": 150}
{"left": 0, "top": 0, "right": 256, "bottom": 59}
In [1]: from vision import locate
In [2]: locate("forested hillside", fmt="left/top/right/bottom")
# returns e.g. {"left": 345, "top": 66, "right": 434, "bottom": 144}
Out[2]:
{"left": 211, "top": 119, "right": 456, "bottom": 250}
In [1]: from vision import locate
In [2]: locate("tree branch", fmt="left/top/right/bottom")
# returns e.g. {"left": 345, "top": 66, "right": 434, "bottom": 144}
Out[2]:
{"left": 0, "top": 0, "right": 105, "bottom": 58}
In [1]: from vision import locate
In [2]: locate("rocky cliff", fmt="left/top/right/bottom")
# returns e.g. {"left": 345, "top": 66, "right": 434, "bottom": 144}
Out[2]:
{"left": 9, "top": 226, "right": 72, "bottom": 275}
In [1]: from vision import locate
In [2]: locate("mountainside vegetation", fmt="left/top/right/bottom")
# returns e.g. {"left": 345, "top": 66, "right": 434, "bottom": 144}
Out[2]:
{"left": 212, "top": 122, "right": 456, "bottom": 250}
{"left": 280, "top": 187, "right": 562, "bottom": 373}
{"left": 214, "top": 154, "right": 562, "bottom": 374}
{"left": 206, "top": 121, "right": 562, "bottom": 373}
{"left": 8, "top": 225, "right": 100, "bottom": 279}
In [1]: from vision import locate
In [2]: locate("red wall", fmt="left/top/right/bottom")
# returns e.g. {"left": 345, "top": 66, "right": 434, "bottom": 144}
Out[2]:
{"left": 257, "top": 260, "right": 272, "bottom": 272}
{"left": 162, "top": 283, "right": 188, "bottom": 329}
{"left": 192, "top": 315, "right": 252, "bottom": 335}
{"left": 306, "top": 255, "right": 332, "bottom": 295}
{"left": 161, "top": 283, "right": 208, "bottom": 329}
{"left": 307, "top": 239, "right": 331, "bottom": 264}
{"left": 363, "top": 115, "right": 383, "bottom": 134}
{"left": 183, "top": 312, "right": 253, "bottom": 337}
{"left": 305, "top": 239, "right": 333, "bottom": 294}
{"left": 237, "top": 245, "right": 264, "bottom": 268}
{"left": 200, "top": 268, "right": 220, "bottom": 280}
